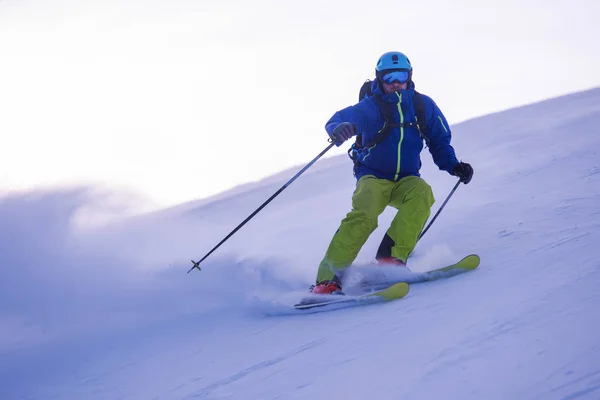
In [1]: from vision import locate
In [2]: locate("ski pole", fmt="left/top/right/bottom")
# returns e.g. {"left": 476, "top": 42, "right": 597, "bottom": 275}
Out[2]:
{"left": 188, "top": 142, "right": 336, "bottom": 273}
{"left": 417, "top": 178, "right": 461, "bottom": 242}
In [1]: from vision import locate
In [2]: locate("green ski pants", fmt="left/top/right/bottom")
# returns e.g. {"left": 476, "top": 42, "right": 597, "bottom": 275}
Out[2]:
{"left": 316, "top": 175, "right": 435, "bottom": 283}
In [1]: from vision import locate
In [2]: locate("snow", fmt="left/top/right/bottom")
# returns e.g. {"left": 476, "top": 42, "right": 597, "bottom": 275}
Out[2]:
{"left": 2, "top": 88, "right": 600, "bottom": 399}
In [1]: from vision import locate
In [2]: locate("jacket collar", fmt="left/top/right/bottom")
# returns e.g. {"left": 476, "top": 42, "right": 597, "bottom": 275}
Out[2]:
{"left": 372, "top": 80, "right": 416, "bottom": 103}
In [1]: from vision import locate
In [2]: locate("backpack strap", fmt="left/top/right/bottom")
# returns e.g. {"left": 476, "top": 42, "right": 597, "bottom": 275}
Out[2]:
{"left": 348, "top": 85, "right": 430, "bottom": 163}
{"left": 364, "top": 90, "right": 429, "bottom": 147}
{"left": 412, "top": 91, "right": 430, "bottom": 146}
{"left": 360, "top": 96, "right": 398, "bottom": 148}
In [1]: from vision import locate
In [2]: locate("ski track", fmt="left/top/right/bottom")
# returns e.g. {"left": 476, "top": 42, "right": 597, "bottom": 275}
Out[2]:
{"left": 185, "top": 340, "right": 325, "bottom": 400}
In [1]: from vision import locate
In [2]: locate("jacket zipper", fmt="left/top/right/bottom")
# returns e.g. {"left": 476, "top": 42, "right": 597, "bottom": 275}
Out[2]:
{"left": 394, "top": 92, "right": 404, "bottom": 180}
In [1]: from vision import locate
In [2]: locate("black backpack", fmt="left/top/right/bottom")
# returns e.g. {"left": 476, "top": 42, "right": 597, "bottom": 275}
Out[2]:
{"left": 354, "top": 79, "right": 429, "bottom": 150}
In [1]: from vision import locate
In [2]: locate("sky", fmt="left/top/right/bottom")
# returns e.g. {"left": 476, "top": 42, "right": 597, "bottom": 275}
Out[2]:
{"left": 1, "top": 88, "right": 599, "bottom": 399}
{"left": 1, "top": 0, "right": 600, "bottom": 208}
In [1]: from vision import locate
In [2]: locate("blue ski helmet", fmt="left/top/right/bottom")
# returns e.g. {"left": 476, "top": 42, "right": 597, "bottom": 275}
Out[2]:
{"left": 375, "top": 51, "right": 413, "bottom": 85}
{"left": 376, "top": 51, "right": 412, "bottom": 72}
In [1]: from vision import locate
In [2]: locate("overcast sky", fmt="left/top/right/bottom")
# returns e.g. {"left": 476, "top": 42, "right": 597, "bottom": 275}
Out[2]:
{"left": 1, "top": 0, "right": 599, "bottom": 208}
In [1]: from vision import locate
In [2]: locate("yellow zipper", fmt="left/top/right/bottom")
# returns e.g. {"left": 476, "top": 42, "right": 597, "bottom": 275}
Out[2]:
{"left": 394, "top": 92, "right": 404, "bottom": 180}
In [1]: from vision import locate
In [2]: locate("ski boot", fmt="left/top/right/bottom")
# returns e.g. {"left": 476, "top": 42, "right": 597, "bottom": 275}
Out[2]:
{"left": 310, "top": 278, "right": 343, "bottom": 295}
{"left": 376, "top": 257, "right": 409, "bottom": 269}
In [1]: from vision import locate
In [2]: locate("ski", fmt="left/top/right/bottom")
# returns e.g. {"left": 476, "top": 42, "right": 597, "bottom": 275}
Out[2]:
{"left": 405, "top": 253, "right": 480, "bottom": 283}
{"left": 293, "top": 254, "right": 479, "bottom": 312}
{"left": 343, "top": 254, "right": 480, "bottom": 289}
{"left": 294, "top": 281, "right": 409, "bottom": 311}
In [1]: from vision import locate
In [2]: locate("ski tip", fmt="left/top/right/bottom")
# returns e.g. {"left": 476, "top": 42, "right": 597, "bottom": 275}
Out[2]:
{"left": 378, "top": 282, "right": 410, "bottom": 301}
{"left": 468, "top": 254, "right": 481, "bottom": 266}
{"left": 458, "top": 254, "right": 481, "bottom": 269}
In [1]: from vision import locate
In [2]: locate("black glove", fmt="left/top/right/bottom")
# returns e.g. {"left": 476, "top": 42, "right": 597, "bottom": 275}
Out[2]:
{"left": 452, "top": 162, "right": 473, "bottom": 184}
{"left": 330, "top": 122, "right": 356, "bottom": 146}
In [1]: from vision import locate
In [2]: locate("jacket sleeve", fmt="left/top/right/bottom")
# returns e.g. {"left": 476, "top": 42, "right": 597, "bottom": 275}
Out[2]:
{"left": 325, "top": 99, "right": 374, "bottom": 138}
{"left": 423, "top": 96, "right": 459, "bottom": 174}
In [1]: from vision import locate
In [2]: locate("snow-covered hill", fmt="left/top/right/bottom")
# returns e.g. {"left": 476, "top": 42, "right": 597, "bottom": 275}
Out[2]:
{"left": 1, "top": 88, "right": 600, "bottom": 399}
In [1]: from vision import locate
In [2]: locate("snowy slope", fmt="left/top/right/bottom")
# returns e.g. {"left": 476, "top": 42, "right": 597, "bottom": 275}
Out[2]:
{"left": 1, "top": 88, "right": 600, "bottom": 399}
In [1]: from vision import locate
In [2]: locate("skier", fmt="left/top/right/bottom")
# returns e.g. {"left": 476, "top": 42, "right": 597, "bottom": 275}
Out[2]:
{"left": 312, "top": 51, "right": 473, "bottom": 295}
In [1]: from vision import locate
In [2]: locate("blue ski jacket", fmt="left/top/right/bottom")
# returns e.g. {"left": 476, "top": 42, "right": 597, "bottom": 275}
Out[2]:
{"left": 325, "top": 81, "right": 459, "bottom": 182}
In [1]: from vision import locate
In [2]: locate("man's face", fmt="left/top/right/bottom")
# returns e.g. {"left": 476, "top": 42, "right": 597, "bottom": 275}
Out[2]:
{"left": 382, "top": 80, "right": 408, "bottom": 94}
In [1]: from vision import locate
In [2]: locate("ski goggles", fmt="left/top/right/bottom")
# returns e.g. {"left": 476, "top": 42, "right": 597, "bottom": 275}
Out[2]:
{"left": 381, "top": 70, "right": 410, "bottom": 84}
